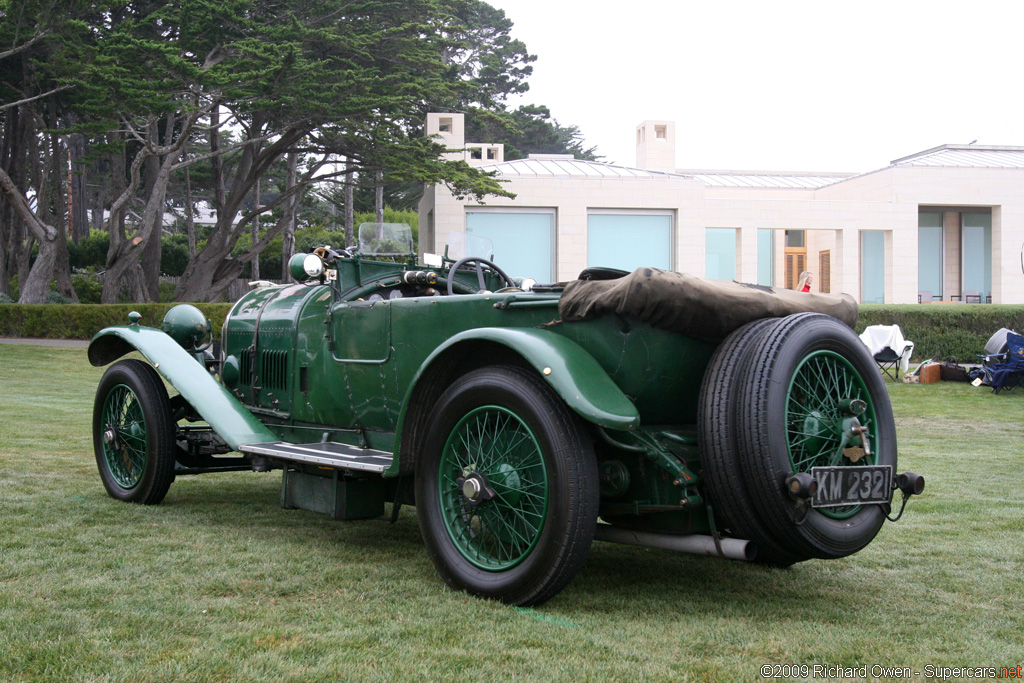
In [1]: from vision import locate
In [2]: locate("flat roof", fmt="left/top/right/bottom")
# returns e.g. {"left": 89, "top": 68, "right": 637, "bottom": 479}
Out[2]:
{"left": 891, "top": 144, "right": 1024, "bottom": 168}
{"left": 680, "top": 170, "right": 855, "bottom": 189}
{"left": 484, "top": 144, "right": 1024, "bottom": 187}
{"left": 486, "top": 155, "right": 690, "bottom": 179}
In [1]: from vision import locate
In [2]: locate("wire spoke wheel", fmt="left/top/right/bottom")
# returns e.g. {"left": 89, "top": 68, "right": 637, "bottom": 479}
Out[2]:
{"left": 439, "top": 406, "right": 549, "bottom": 571}
{"left": 416, "top": 365, "right": 598, "bottom": 606}
{"left": 737, "top": 313, "right": 897, "bottom": 559}
{"left": 785, "top": 350, "right": 877, "bottom": 520}
{"left": 101, "top": 384, "right": 149, "bottom": 489}
{"left": 93, "top": 360, "right": 176, "bottom": 505}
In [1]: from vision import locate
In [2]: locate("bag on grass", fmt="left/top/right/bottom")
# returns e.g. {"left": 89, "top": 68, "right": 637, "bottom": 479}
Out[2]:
{"left": 939, "top": 357, "right": 970, "bottom": 382}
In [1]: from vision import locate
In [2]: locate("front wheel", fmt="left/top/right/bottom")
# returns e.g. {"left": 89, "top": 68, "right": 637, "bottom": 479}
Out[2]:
{"left": 93, "top": 359, "right": 176, "bottom": 505}
{"left": 415, "top": 366, "right": 599, "bottom": 606}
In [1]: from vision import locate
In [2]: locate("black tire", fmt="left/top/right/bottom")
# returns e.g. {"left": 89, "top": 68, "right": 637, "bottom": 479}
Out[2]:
{"left": 415, "top": 365, "right": 599, "bottom": 606}
{"left": 736, "top": 313, "right": 897, "bottom": 559}
{"left": 93, "top": 359, "right": 176, "bottom": 505}
{"left": 698, "top": 318, "right": 807, "bottom": 567}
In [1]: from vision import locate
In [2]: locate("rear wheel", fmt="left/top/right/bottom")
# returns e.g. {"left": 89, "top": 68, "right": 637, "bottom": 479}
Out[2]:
{"left": 415, "top": 366, "right": 598, "bottom": 606}
{"left": 698, "top": 317, "right": 807, "bottom": 566}
{"left": 736, "top": 313, "right": 897, "bottom": 559}
{"left": 93, "top": 360, "right": 176, "bottom": 505}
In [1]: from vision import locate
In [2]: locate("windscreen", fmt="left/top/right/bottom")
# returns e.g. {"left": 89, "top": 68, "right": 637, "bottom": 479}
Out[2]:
{"left": 357, "top": 223, "right": 414, "bottom": 256}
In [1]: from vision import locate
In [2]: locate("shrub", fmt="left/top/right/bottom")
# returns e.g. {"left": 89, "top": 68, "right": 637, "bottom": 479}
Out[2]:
{"left": 68, "top": 231, "right": 110, "bottom": 271}
{"left": 0, "top": 292, "right": 12, "bottom": 304}
{"left": 0, "top": 303, "right": 233, "bottom": 341}
{"left": 72, "top": 274, "right": 103, "bottom": 304}
{"left": 45, "top": 290, "right": 74, "bottom": 304}
{"left": 158, "top": 281, "right": 177, "bottom": 303}
{"left": 856, "top": 304, "right": 1024, "bottom": 361}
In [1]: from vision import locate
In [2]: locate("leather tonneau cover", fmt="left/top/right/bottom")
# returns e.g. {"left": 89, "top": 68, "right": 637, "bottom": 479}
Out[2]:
{"left": 558, "top": 268, "right": 858, "bottom": 339}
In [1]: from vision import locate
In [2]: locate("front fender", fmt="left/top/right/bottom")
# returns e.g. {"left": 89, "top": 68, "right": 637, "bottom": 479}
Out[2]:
{"left": 88, "top": 326, "right": 276, "bottom": 449}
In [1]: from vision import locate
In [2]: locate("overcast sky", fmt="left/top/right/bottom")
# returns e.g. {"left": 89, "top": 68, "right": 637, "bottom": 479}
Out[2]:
{"left": 485, "top": 0, "right": 1023, "bottom": 173}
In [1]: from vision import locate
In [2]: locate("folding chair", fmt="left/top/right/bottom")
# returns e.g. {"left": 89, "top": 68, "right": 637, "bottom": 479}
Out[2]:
{"left": 859, "top": 325, "right": 915, "bottom": 381}
{"left": 985, "top": 333, "right": 1024, "bottom": 394}
{"left": 979, "top": 328, "right": 1016, "bottom": 364}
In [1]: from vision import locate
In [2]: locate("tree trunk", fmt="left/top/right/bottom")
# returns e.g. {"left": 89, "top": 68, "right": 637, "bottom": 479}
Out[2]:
{"left": 174, "top": 121, "right": 304, "bottom": 302}
{"left": 44, "top": 122, "right": 76, "bottom": 302}
{"left": 280, "top": 151, "right": 299, "bottom": 280}
{"left": 53, "top": 227, "right": 79, "bottom": 302}
{"left": 251, "top": 177, "right": 260, "bottom": 280}
{"left": 210, "top": 104, "right": 226, "bottom": 215}
{"left": 101, "top": 133, "right": 128, "bottom": 303}
{"left": 0, "top": 107, "right": 19, "bottom": 295}
{"left": 344, "top": 161, "right": 354, "bottom": 247}
{"left": 184, "top": 153, "right": 196, "bottom": 259}
{"left": 139, "top": 131, "right": 162, "bottom": 301}
{"left": 69, "top": 133, "right": 88, "bottom": 243}
{"left": 1, "top": 105, "right": 32, "bottom": 294}
{"left": 0, "top": 166, "right": 60, "bottom": 303}
{"left": 375, "top": 170, "right": 384, "bottom": 224}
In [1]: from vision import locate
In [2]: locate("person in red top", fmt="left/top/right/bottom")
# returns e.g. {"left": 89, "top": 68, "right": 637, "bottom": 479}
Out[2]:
{"left": 797, "top": 271, "right": 813, "bottom": 292}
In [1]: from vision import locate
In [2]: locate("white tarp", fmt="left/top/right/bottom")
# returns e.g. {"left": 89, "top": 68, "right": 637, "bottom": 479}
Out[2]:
{"left": 859, "top": 325, "right": 915, "bottom": 373}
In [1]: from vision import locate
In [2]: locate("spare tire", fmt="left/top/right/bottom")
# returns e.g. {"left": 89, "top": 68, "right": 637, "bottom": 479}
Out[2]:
{"left": 698, "top": 317, "right": 808, "bottom": 567}
{"left": 736, "top": 313, "right": 897, "bottom": 559}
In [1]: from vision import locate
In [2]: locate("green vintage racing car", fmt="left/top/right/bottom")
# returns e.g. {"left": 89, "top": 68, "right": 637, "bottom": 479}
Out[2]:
{"left": 88, "top": 223, "right": 923, "bottom": 605}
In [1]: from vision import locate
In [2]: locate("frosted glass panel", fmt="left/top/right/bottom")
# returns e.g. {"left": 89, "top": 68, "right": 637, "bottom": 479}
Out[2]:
{"left": 757, "top": 229, "right": 774, "bottom": 286}
{"left": 962, "top": 213, "right": 991, "bottom": 300}
{"left": 466, "top": 211, "right": 554, "bottom": 281}
{"left": 587, "top": 214, "right": 672, "bottom": 271}
{"left": 705, "top": 228, "right": 737, "bottom": 281}
{"left": 861, "top": 231, "right": 885, "bottom": 304}
{"left": 918, "top": 213, "right": 943, "bottom": 297}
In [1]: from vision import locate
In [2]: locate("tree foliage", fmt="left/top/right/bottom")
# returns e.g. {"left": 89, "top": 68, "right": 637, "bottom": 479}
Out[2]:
{"left": 0, "top": 0, "right": 597, "bottom": 302}
{"left": 465, "top": 104, "right": 601, "bottom": 161}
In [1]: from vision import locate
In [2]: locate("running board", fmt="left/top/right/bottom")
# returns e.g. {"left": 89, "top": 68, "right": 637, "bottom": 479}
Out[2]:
{"left": 238, "top": 441, "right": 393, "bottom": 474}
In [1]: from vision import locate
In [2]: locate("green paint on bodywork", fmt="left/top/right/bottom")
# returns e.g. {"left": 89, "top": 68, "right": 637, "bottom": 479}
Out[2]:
{"left": 88, "top": 326, "right": 277, "bottom": 449}
{"left": 448, "top": 328, "right": 639, "bottom": 429}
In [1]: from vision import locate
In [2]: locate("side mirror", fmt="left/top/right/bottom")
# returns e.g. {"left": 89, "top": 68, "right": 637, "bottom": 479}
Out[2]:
{"left": 289, "top": 253, "right": 324, "bottom": 281}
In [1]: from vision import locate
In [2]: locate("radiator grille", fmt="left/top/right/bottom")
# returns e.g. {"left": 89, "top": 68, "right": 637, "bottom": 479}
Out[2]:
{"left": 260, "top": 349, "right": 289, "bottom": 391}
{"left": 239, "top": 348, "right": 255, "bottom": 386}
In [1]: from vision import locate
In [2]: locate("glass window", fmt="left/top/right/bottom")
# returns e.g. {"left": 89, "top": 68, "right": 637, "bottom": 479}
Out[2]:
{"left": 785, "top": 230, "right": 805, "bottom": 248}
{"left": 757, "top": 229, "right": 774, "bottom": 286}
{"left": 587, "top": 213, "right": 673, "bottom": 271}
{"left": 861, "top": 231, "right": 885, "bottom": 304}
{"left": 466, "top": 210, "right": 554, "bottom": 281}
{"left": 962, "top": 213, "right": 992, "bottom": 300}
{"left": 705, "top": 228, "right": 737, "bottom": 281}
{"left": 918, "top": 212, "right": 943, "bottom": 296}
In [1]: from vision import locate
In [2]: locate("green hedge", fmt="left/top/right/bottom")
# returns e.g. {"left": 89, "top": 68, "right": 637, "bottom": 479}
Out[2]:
{"left": 3, "top": 302, "right": 1022, "bottom": 360}
{"left": 0, "top": 304, "right": 233, "bottom": 341}
{"left": 856, "top": 304, "right": 1024, "bottom": 362}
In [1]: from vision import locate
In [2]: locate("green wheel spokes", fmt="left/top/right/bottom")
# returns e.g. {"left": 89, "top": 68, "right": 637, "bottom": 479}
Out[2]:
{"left": 785, "top": 350, "right": 877, "bottom": 519}
{"left": 101, "top": 384, "right": 148, "bottom": 489}
{"left": 439, "top": 406, "right": 549, "bottom": 571}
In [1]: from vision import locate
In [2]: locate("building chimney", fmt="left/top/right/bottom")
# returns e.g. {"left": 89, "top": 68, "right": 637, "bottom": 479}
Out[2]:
{"left": 635, "top": 120, "right": 676, "bottom": 172}
{"left": 426, "top": 113, "right": 465, "bottom": 161}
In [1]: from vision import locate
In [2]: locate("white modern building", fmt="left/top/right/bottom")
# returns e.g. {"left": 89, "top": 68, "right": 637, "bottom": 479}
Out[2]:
{"left": 419, "top": 113, "right": 1024, "bottom": 304}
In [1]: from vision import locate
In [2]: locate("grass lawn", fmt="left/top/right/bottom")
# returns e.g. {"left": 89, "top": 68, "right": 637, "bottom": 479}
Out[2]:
{"left": 1, "top": 344, "right": 1022, "bottom": 682}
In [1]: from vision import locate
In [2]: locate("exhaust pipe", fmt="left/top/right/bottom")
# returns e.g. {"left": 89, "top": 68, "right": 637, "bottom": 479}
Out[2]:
{"left": 593, "top": 525, "right": 756, "bottom": 562}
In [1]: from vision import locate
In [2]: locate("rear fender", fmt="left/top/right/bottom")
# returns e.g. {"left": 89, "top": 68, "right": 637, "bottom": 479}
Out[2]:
{"left": 391, "top": 327, "right": 640, "bottom": 476}
{"left": 88, "top": 326, "right": 276, "bottom": 449}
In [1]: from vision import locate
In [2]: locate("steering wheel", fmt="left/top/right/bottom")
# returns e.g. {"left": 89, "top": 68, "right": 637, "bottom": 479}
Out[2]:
{"left": 446, "top": 257, "right": 516, "bottom": 296}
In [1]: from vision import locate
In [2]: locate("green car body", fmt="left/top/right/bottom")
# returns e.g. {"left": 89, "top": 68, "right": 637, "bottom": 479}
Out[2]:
{"left": 88, "top": 227, "right": 921, "bottom": 605}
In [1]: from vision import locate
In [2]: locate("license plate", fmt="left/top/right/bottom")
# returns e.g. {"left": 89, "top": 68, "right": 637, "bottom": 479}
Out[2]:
{"left": 810, "top": 465, "right": 893, "bottom": 508}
